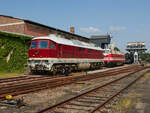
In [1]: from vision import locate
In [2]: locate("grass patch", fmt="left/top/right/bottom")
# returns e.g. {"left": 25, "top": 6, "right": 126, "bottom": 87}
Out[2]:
{"left": 113, "top": 95, "right": 140, "bottom": 113}
{"left": 0, "top": 72, "right": 21, "bottom": 78}
{"left": 115, "top": 98, "right": 132, "bottom": 110}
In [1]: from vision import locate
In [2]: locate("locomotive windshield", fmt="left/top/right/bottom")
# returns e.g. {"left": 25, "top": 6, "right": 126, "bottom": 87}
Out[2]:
{"left": 39, "top": 41, "right": 48, "bottom": 48}
{"left": 30, "top": 41, "right": 37, "bottom": 49}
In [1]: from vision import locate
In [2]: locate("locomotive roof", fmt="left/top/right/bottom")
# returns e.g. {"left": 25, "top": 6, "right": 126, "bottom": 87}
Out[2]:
{"left": 33, "top": 34, "right": 103, "bottom": 51}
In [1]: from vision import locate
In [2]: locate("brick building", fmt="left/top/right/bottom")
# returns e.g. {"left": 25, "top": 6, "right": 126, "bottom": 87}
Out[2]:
{"left": 0, "top": 15, "right": 89, "bottom": 42}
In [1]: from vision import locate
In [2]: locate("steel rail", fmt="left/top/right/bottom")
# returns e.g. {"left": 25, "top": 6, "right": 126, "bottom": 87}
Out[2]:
{"left": 36, "top": 67, "right": 147, "bottom": 113}
{"left": 0, "top": 66, "right": 139, "bottom": 90}
{"left": 0, "top": 66, "right": 141, "bottom": 99}
{"left": 0, "top": 65, "right": 138, "bottom": 84}
{"left": 90, "top": 70, "right": 149, "bottom": 113}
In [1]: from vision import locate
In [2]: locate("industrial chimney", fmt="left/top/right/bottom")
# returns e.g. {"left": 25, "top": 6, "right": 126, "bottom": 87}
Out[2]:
{"left": 70, "top": 27, "right": 75, "bottom": 34}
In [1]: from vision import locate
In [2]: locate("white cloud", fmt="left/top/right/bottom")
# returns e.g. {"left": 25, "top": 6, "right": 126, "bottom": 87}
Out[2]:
{"left": 109, "top": 26, "right": 126, "bottom": 32}
{"left": 80, "top": 27, "right": 101, "bottom": 33}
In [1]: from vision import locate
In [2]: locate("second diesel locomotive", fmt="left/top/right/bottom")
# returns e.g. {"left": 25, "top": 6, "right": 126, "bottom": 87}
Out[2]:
{"left": 103, "top": 43, "right": 125, "bottom": 67}
{"left": 27, "top": 34, "right": 104, "bottom": 75}
{"left": 104, "top": 49, "right": 125, "bottom": 67}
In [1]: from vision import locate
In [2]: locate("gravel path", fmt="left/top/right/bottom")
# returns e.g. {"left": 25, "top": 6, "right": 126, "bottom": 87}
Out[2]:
{"left": 111, "top": 70, "right": 150, "bottom": 113}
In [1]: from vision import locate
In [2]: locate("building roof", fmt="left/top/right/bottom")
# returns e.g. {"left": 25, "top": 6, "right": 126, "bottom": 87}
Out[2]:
{"left": 127, "top": 42, "right": 145, "bottom": 46}
{"left": 0, "top": 15, "right": 89, "bottom": 41}
{"left": 90, "top": 35, "right": 111, "bottom": 39}
{"left": 126, "top": 42, "right": 147, "bottom": 51}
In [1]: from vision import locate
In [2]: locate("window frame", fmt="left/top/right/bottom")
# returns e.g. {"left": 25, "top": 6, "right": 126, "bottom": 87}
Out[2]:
{"left": 49, "top": 41, "right": 56, "bottom": 49}
{"left": 38, "top": 40, "right": 48, "bottom": 49}
{"left": 30, "top": 41, "right": 38, "bottom": 49}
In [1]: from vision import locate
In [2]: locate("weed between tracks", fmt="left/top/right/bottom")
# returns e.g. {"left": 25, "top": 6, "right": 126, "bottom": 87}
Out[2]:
{"left": 0, "top": 72, "right": 21, "bottom": 78}
{"left": 0, "top": 66, "right": 148, "bottom": 113}
{"left": 0, "top": 71, "right": 128, "bottom": 113}
{"left": 113, "top": 97, "right": 138, "bottom": 113}
{"left": 111, "top": 70, "right": 150, "bottom": 113}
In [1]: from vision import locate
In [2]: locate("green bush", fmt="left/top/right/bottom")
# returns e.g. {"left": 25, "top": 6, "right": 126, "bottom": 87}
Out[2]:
{"left": 0, "top": 31, "right": 32, "bottom": 73}
{"left": 140, "top": 53, "right": 150, "bottom": 61}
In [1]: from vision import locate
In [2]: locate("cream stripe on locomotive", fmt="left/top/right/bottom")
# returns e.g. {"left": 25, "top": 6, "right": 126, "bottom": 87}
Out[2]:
{"left": 29, "top": 58, "right": 104, "bottom": 63}
{"left": 104, "top": 58, "right": 125, "bottom": 61}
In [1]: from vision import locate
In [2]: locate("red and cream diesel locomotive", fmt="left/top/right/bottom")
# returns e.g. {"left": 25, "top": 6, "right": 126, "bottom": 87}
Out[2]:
{"left": 27, "top": 34, "right": 104, "bottom": 74}
{"left": 103, "top": 43, "right": 125, "bottom": 67}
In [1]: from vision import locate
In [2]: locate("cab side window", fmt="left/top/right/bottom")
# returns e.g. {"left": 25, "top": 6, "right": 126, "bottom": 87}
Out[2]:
{"left": 59, "top": 44, "right": 61, "bottom": 49}
{"left": 49, "top": 42, "right": 56, "bottom": 49}
{"left": 39, "top": 41, "right": 48, "bottom": 48}
{"left": 30, "top": 41, "right": 37, "bottom": 49}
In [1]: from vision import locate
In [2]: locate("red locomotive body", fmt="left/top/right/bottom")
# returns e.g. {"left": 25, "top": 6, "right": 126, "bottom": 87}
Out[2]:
{"left": 104, "top": 49, "right": 125, "bottom": 67}
{"left": 27, "top": 34, "right": 104, "bottom": 74}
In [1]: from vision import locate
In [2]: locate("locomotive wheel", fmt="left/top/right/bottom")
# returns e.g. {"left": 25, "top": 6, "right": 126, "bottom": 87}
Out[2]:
{"left": 62, "top": 67, "right": 69, "bottom": 76}
{"left": 52, "top": 70, "right": 57, "bottom": 75}
{"left": 24, "top": 66, "right": 32, "bottom": 75}
{"left": 51, "top": 66, "right": 57, "bottom": 75}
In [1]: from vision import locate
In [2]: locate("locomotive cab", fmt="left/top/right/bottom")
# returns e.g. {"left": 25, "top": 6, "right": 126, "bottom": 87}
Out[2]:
{"left": 28, "top": 39, "right": 58, "bottom": 72}
{"left": 29, "top": 39, "right": 57, "bottom": 58}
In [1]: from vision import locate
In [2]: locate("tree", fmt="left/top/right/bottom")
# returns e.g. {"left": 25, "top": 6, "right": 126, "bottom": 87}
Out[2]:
{"left": 114, "top": 47, "right": 120, "bottom": 51}
{"left": 140, "top": 53, "right": 150, "bottom": 61}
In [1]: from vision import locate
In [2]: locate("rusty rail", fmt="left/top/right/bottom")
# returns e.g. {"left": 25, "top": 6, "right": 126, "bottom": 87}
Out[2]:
{"left": 0, "top": 65, "right": 143, "bottom": 100}
{"left": 36, "top": 67, "right": 148, "bottom": 113}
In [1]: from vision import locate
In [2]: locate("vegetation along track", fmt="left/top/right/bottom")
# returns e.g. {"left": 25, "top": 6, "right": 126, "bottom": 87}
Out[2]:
{"left": 0, "top": 65, "right": 144, "bottom": 100}
{"left": 37, "top": 67, "right": 149, "bottom": 113}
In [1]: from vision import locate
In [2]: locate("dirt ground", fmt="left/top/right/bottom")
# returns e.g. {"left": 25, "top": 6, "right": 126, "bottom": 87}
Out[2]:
{"left": 0, "top": 65, "right": 150, "bottom": 113}
{"left": 111, "top": 70, "right": 150, "bottom": 113}
{"left": 0, "top": 74, "right": 126, "bottom": 113}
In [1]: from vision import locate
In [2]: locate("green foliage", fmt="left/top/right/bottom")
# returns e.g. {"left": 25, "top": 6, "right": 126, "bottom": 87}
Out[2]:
{"left": 0, "top": 32, "right": 32, "bottom": 73}
{"left": 0, "top": 31, "right": 32, "bottom": 40}
{"left": 114, "top": 47, "right": 120, "bottom": 51}
{"left": 140, "top": 53, "right": 150, "bottom": 61}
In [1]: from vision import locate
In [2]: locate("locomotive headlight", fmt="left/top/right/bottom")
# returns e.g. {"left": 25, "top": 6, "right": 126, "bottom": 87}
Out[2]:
{"left": 28, "top": 60, "right": 31, "bottom": 63}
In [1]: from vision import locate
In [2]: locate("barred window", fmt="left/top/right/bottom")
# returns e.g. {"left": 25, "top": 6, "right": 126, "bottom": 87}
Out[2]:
{"left": 50, "top": 42, "right": 56, "bottom": 49}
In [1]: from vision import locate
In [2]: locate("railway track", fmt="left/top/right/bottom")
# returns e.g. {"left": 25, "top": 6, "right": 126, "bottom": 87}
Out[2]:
{"left": 0, "top": 65, "right": 140, "bottom": 86}
{"left": 0, "top": 65, "right": 132, "bottom": 84}
{"left": 0, "top": 65, "right": 144, "bottom": 100}
{"left": 37, "top": 67, "right": 149, "bottom": 113}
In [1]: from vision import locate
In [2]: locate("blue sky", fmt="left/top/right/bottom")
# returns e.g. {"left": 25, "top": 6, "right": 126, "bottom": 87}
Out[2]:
{"left": 0, "top": 0, "right": 150, "bottom": 52}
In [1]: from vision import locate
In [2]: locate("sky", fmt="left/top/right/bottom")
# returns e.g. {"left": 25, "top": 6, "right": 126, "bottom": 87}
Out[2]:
{"left": 0, "top": 0, "right": 150, "bottom": 52}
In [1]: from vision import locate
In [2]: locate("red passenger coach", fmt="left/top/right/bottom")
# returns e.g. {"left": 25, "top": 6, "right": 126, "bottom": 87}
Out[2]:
{"left": 27, "top": 34, "right": 104, "bottom": 75}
